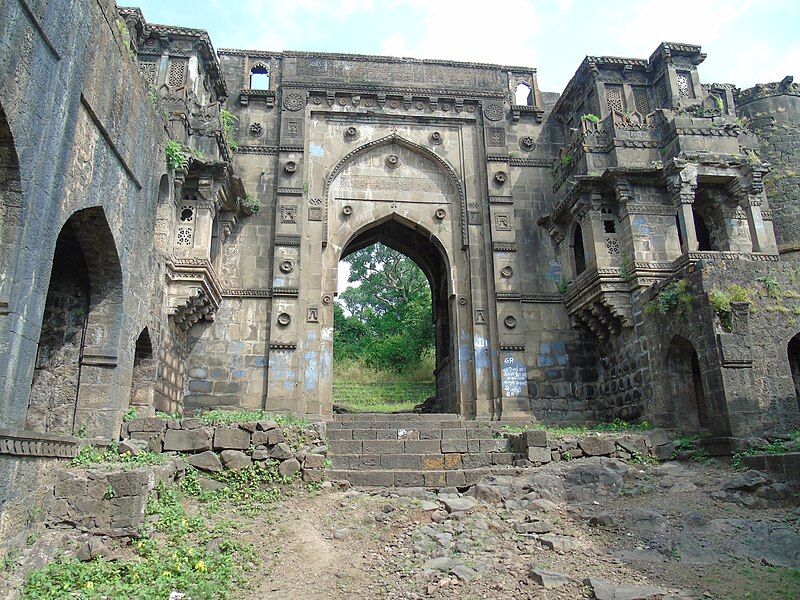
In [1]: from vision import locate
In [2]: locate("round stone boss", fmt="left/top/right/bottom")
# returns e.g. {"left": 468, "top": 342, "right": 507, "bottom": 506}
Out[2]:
{"left": 283, "top": 91, "right": 306, "bottom": 111}
{"left": 277, "top": 312, "right": 291, "bottom": 326}
{"left": 483, "top": 101, "right": 504, "bottom": 121}
{"left": 279, "top": 259, "right": 294, "bottom": 274}
{"left": 504, "top": 315, "right": 517, "bottom": 329}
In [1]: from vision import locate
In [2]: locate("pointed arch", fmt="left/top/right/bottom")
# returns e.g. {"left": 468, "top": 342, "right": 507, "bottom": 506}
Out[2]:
{"left": 324, "top": 133, "right": 464, "bottom": 202}
{"left": 27, "top": 206, "right": 124, "bottom": 435}
{"left": 0, "top": 101, "right": 23, "bottom": 312}
{"left": 664, "top": 335, "right": 709, "bottom": 432}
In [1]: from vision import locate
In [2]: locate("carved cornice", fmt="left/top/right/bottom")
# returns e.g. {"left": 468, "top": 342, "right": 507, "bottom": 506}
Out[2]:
{"left": 222, "top": 289, "right": 271, "bottom": 298}
{"left": 496, "top": 292, "right": 522, "bottom": 301}
{"left": 0, "top": 428, "right": 82, "bottom": 459}
{"left": 521, "top": 294, "right": 563, "bottom": 304}
{"left": 275, "top": 234, "right": 302, "bottom": 246}
{"left": 272, "top": 287, "right": 299, "bottom": 297}
{"left": 509, "top": 157, "right": 553, "bottom": 168}
{"left": 234, "top": 145, "right": 304, "bottom": 155}
{"left": 499, "top": 344, "right": 526, "bottom": 351}
{"left": 269, "top": 342, "right": 297, "bottom": 350}
{"left": 493, "top": 242, "right": 517, "bottom": 252}
{"left": 278, "top": 187, "right": 303, "bottom": 196}
{"left": 618, "top": 203, "right": 677, "bottom": 218}
{"left": 489, "top": 195, "right": 514, "bottom": 204}
{"left": 735, "top": 76, "right": 800, "bottom": 106}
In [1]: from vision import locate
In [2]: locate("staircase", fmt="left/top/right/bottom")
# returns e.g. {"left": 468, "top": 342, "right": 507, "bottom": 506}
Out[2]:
{"left": 325, "top": 413, "right": 519, "bottom": 488}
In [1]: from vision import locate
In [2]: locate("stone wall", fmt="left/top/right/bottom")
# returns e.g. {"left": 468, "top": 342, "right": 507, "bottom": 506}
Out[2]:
{"left": 0, "top": 0, "right": 170, "bottom": 436}
{"left": 735, "top": 81, "right": 800, "bottom": 258}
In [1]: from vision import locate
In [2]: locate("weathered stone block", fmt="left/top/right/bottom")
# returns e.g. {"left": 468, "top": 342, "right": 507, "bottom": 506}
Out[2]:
{"left": 278, "top": 457, "right": 301, "bottom": 476}
{"left": 163, "top": 429, "right": 211, "bottom": 452}
{"left": 127, "top": 418, "right": 166, "bottom": 434}
{"left": 252, "top": 428, "right": 284, "bottom": 446}
{"left": 213, "top": 426, "right": 251, "bottom": 450}
{"left": 578, "top": 437, "right": 616, "bottom": 456}
{"left": 187, "top": 450, "right": 223, "bottom": 472}
{"left": 220, "top": 450, "right": 252, "bottom": 471}
{"left": 527, "top": 446, "right": 552, "bottom": 463}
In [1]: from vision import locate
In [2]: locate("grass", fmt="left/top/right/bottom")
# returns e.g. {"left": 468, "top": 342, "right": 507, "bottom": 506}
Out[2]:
{"left": 499, "top": 418, "right": 653, "bottom": 438}
{"left": 333, "top": 355, "right": 435, "bottom": 413}
{"left": 731, "top": 431, "right": 800, "bottom": 469}
{"left": 22, "top": 482, "right": 254, "bottom": 599}
{"left": 71, "top": 443, "right": 168, "bottom": 470}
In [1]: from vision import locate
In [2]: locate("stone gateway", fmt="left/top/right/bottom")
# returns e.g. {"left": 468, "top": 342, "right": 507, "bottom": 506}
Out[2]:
{"left": 1, "top": 2, "right": 800, "bottom": 532}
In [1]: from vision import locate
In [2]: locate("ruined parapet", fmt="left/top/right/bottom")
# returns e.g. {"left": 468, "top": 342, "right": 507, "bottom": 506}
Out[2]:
{"left": 735, "top": 77, "right": 800, "bottom": 259}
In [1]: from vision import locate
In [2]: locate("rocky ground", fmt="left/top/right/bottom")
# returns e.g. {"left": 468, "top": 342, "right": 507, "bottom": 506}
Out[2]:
{"left": 239, "top": 457, "right": 799, "bottom": 599}
{"left": 5, "top": 457, "right": 800, "bottom": 599}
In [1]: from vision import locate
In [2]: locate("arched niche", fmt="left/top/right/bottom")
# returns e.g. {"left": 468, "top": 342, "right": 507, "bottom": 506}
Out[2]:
{"left": 27, "top": 207, "right": 123, "bottom": 435}
{"left": 664, "top": 335, "right": 710, "bottom": 433}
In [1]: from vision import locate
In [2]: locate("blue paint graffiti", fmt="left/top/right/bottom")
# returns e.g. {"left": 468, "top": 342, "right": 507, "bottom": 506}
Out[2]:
{"left": 546, "top": 259, "right": 562, "bottom": 283}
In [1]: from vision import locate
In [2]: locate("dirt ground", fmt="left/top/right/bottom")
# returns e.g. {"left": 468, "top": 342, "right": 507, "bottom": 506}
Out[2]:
{"left": 223, "top": 459, "right": 800, "bottom": 600}
{"left": 5, "top": 458, "right": 799, "bottom": 599}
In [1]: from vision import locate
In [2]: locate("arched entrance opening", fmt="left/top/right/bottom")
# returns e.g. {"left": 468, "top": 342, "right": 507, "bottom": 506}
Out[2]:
{"left": 665, "top": 335, "right": 709, "bottom": 432}
{"left": 789, "top": 332, "right": 800, "bottom": 412}
{"left": 334, "top": 217, "right": 455, "bottom": 413}
{"left": 0, "top": 102, "right": 22, "bottom": 313}
{"left": 130, "top": 327, "right": 156, "bottom": 416}
{"left": 27, "top": 207, "right": 123, "bottom": 435}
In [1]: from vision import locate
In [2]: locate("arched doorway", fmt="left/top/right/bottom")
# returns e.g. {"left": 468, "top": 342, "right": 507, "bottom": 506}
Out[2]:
{"left": 0, "top": 102, "right": 22, "bottom": 313}
{"left": 572, "top": 223, "right": 587, "bottom": 276}
{"left": 130, "top": 327, "right": 156, "bottom": 416}
{"left": 335, "top": 218, "right": 454, "bottom": 412}
{"left": 26, "top": 207, "right": 123, "bottom": 435}
{"left": 665, "top": 335, "right": 709, "bottom": 432}
{"left": 789, "top": 332, "right": 800, "bottom": 411}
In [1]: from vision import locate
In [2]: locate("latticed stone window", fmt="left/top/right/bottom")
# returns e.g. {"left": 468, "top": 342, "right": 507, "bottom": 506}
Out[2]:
{"left": 139, "top": 60, "right": 157, "bottom": 85}
{"left": 168, "top": 59, "right": 187, "bottom": 88}
{"left": 176, "top": 205, "right": 194, "bottom": 246}
{"left": 676, "top": 72, "right": 694, "bottom": 99}
{"left": 658, "top": 78, "right": 669, "bottom": 107}
{"left": 632, "top": 87, "right": 650, "bottom": 114}
{"left": 605, "top": 234, "right": 621, "bottom": 255}
{"left": 606, "top": 85, "right": 624, "bottom": 114}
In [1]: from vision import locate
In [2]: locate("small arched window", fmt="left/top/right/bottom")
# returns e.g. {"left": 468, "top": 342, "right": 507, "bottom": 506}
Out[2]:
{"left": 514, "top": 83, "right": 532, "bottom": 106}
{"left": 789, "top": 332, "right": 800, "bottom": 412}
{"left": 572, "top": 224, "right": 587, "bottom": 276}
{"left": 249, "top": 65, "right": 270, "bottom": 90}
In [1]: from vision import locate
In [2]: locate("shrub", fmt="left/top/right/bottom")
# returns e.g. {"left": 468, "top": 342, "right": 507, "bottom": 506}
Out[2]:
{"left": 165, "top": 140, "right": 188, "bottom": 170}
{"left": 645, "top": 278, "right": 692, "bottom": 318}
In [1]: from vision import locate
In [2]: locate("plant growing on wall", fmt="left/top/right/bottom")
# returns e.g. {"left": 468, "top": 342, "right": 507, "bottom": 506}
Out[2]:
{"left": 242, "top": 193, "right": 261, "bottom": 214}
{"left": 165, "top": 140, "right": 188, "bottom": 170}
{"left": 557, "top": 276, "right": 571, "bottom": 295}
{"left": 220, "top": 109, "right": 238, "bottom": 151}
{"left": 708, "top": 284, "right": 752, "bottom": 332}
{"left": 644, "top": 278, "right": 693, "bottom": 318}
{"left": 581, "top": 113, "right": 600, "bottom": 123}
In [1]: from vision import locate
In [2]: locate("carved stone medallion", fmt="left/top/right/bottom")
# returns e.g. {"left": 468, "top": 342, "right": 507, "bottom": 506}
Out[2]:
{"left": 283, "top": 92, "right": 305, "bottom": 111}
{"left": 519, "top": 136, "right": 535, "bottom": 151}
{"left": 494, "top": 171, "right": 508, "bottom": 185}
{"left": 434, "top": 208, "right": 446, "bottom": 220}
{"left": 429, "top": 131, "right": 443, "bottom": 145}
{"left": 504, "top": 315, "right": 517, "bottom": 329}
{"left": 277, "top": 312, "right": 292, "bottom": 326}
{"left": 483, "top": 102, "right": 504, "bottom": 121}
{"left": 500, "top": 265, "right": 513, "bottom": 278}
{"left": 385, "top": 154, "right": 400, "bottom": 168}
{"left": 284, "top": 160, "right": 298, "bottom": 174}
{"left": 279, "top": 259, "right": 294, "bottom": 274}
{"left": 342, "top": 205, "right": 353, "bottom": 217}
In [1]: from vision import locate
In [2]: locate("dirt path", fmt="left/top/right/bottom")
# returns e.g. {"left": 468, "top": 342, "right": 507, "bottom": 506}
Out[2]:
{"left": 239, "top": 491, "right": 382, "bottom": 600}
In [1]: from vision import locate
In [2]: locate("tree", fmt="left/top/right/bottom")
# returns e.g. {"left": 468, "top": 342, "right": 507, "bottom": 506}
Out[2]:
{"left": 335, "top": 244, "right": 434, "bottom": 373}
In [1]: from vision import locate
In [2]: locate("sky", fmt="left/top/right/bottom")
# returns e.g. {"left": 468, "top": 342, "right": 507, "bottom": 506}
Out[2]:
{"left": 130, "top": 0, "right": 799, "bottom": 92}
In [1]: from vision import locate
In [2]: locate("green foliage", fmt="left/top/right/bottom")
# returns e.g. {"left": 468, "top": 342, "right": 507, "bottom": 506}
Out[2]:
{"left": 123, "top": 407, "right": 138, "bottom": 422}
{"left": 560, "top": 154, "right": 574, "bottom": 167}
{"left": 71, "top": 443, "right": 167, "bottom": 469}
{"left": 22, "top": 482, "right": 247, "bottom": 599}
{"left": 333, "top": 382, "right": 436, "bottom": 413}
{"left": 199, "top": 409, "right": 307, "bottom": 429}
{"left": 165, "top": 140, "right": 188, "bottom": 170}
{"left": 581, "top": 113, "right": 600, "bottom": 123}
{"left": 645, "top": 278, "right": 693, "bottom": 318}
{"left": 731, "top": 432, "right": 800, "bottom": 469}
{"left": 220, "top": 109, "right": 238, "bottom": 151}
{"left": 708, "top": 285, "right": 752, "bottom": 331}
{"left": 557, "top": 276, "right": 571, "bottom": 295}
{"left": 181, "top": 463, "right": 296, "bottom": 515}
{"left": 619, "top": 256, "right": 633, "bottom": 281}
{"left": 501, "top": 419, "right": 651, "bottom": 438}
{"left": 242, "top": 193, "right": 261, "bottom": 214}
{"left": 335, "top": 244, "right": 434, "bottom": 374}
{"left": 759, "top": 275, "right": 782, "bottom": 300}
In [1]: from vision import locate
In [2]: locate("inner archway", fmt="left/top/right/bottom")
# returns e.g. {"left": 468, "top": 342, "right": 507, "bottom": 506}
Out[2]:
{"left": 334, "top": 218, "right": 454, "bottom": 413}
{"left": 789, "top": 332, "right": 800, "bottom": 412}
{"left": 665, "top": 335, "right": 710, "bottom": 433}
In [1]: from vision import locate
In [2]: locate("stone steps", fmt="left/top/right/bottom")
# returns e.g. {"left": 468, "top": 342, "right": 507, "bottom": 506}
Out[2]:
{"left": 325, "top": 413, "right": 520, "bottom": 488}
{"left": 327, "top": 467, "right": 517, "bottom": 488}
{"left": 328, "top": 437, "right": 512, "bottom": 454}
{"left": 330, "top": 452, "right": 515, "bottom": 470}
{"left": 327, "top": 427, "right": 500, "bottom": 439}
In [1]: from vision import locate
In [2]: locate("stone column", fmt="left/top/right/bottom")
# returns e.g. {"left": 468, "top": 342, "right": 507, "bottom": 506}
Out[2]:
{"left": 668, "top": 168, "right": 698, "bottom": 253}
{"left": 745, "top": 196, "right": 770, "bottom": 253}
{"left": 585, "top": 194, "right": 612, "bottom": 269}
